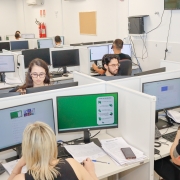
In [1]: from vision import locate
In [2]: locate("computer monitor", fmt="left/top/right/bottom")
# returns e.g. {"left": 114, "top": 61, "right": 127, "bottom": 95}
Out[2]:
{"left": 26, "top": 82, "right": 78, "bottom": 94}
{"left": 94, "top": 41, "right": 107, "bottom": 45}
{"left": 37, "top": 39, "right": 54, "bottom": 48}
{"left": 0, "top": 42, "right": 10, "bottom": 52}
{"left": 108, "top": 44, "right": 132, "bottom": 57}
{"left": 22, "top": 48, "right": 50, "bottom": 68}
{"left": 142, "top": 78, "right": 180, "bottom": 129}
{"left": 56, "top": 92, "right": 118, "bottom": 143}
{"left": 134, "top": 67, "right": 166, "bottom": 76}
{"left": 0, "top": 92, "right": 20, "bottom": 98}
{"left": 88, "top": 45, "right": 109, "bottom": 61}
{"left": 60, "top": 36, "right": 64, "bottom": 45}
{"left": 51, "top": 49, "right": 80, "bottom": 68}
{"left": 0, "top": 55, "right": 15, "bottom": 73}
{"left": 0, "top": 99, "right": 55, "bottom": 153}
{"left": 21, "top": 34, "right": 35, "bottom": 39}
{"left": 10, "top": 41, "right": 29, "bottom": 50}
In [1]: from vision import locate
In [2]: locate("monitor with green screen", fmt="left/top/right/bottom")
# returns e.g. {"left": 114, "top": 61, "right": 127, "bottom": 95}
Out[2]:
{"left": 56, "top": 93, "right": 118, "bottom": 134}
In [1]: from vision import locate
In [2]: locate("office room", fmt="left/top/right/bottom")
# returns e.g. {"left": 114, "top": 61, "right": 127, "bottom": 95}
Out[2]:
{"left": 1, "top": 0, "right": 180, "bottom": 180}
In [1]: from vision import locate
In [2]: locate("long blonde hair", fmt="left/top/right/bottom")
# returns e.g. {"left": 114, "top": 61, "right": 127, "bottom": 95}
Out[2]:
{"left": 22, "top": 121, "right": 59, "bottom": 180}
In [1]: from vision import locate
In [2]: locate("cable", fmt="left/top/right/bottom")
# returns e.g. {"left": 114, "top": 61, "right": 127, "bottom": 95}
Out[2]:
{"left": 164, "top": 10, "right": 173, "bottom": 60}
{"left": 129, "top": 36, "right": 142, "bottom": 71}
{"left": 90, "top": 131, "right": 101, "bottom": 139}
{"left": 146, "top": 10, "right": 165, "bottom": 34}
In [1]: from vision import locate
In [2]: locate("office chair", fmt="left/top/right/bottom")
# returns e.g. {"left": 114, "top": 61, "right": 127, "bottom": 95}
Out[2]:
{"left": 118, "top": 59, "right": 132, "bottom": 75}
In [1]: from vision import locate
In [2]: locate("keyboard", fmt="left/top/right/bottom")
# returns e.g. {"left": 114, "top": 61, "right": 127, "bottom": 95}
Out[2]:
{"left": 0, "top": 163, "right": 5, "bottom": 175}
{"left": 57, "top": 146, "right": 72, "bottom": 159}
{"left": 162, "top": 131, "right": 177, "bottom": 142}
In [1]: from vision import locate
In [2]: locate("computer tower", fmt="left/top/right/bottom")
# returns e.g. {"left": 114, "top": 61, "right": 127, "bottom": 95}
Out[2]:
{"left": 128, "top": 16, "right": 145, "bottom": 34}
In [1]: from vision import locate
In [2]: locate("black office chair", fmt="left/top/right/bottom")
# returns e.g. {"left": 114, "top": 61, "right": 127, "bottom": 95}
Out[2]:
{"left": 118, "top": 59, "right": 132, "bottom": 75}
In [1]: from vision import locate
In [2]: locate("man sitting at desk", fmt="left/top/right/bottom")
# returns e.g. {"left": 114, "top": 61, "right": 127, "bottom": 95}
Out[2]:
{"left": 101, "top": 54, "right": 119, "bottom": 76}
{"left": 54, "top": 35, "right": 62, "bottom": 47}
{"left": 92, "top": 39, "right": 131, "bottom": 75}
{"left": 154, "top": 127, "right": 180, "bottom": 180}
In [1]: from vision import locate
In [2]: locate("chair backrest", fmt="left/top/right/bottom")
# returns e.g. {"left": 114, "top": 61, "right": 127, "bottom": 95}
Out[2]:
{"left": 118, "top": 59, "right": 132, "bottom": 75}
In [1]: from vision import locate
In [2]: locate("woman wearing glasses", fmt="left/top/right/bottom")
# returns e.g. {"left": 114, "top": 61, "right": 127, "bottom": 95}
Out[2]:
{"left": 17, "top": 58, "right": 50, "bottom": 94}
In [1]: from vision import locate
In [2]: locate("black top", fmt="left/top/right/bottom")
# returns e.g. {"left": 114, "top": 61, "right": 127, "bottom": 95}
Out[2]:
{"left": 25, "top": 160, "right": 78, "bottom": 180}
{"left": 118, "top": 53, "right": 131, "bottom": 60}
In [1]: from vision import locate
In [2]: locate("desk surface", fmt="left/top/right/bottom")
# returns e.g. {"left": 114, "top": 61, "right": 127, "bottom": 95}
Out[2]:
{"left": 0, "top": 133, "right": 149, "bottom": 180}
{"left": 154, "top": 125, "right": 178, "bottom": 161}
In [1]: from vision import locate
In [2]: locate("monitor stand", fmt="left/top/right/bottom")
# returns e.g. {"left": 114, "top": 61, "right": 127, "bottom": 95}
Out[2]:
{"left": 156, "top": 118, "right": 173, "bottom": 130}
{"left": 74, "top": 130, "right": 101, "bottom": 147}
{"left": 6, "top": 146, "right": 22, "bottom": 162}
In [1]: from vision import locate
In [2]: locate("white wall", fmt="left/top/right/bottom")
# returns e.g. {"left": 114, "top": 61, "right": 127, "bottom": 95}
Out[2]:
{"left": 128, "top": 0, "right": 180, "bottom": 71}
{"left": 0, "top": 0, "right": 18, "bottom": 39}
{"left": 62, "top": 0, "right": 118, "bottom": 44}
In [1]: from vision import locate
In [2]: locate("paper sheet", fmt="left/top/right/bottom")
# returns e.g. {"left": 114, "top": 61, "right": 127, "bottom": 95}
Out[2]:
{"left": 64, "top": 142, "right": 106, "bottom": 163}
{"left": 2, "top": 159, "right": 27, "bottom": 174}
{"left": 101, "top": 137, "right": 147, "bottom": 165}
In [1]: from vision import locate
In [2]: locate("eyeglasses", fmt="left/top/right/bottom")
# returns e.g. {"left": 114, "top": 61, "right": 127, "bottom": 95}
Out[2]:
{"left": 30, "top": 73, "right": 46, "bottom": 78}
{"left": 108, "top": 64, "right": 120, "bottom": 68}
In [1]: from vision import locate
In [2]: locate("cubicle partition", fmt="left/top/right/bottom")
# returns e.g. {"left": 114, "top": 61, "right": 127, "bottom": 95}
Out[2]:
{"left": 106, "top": 83, "right": 156, "bottom": 180}
{"left": 109, "top": 70, "right": 180, "bottom": 92}
{"left": 160, "top": 59, "right": 180, "bottom": 71}
{"left": 0, "top": 81, "right": 155, "bottom": 180}
{"left": 73, "top": 71, "right": 103, "bottom": 85}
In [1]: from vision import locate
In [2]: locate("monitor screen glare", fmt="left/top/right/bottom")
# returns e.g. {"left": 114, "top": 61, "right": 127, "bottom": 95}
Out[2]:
{"left": 0, "top": 55, "right": 15, "bottom": 73}
{"left": 88, "top": 45, "right": 109, "bottom": 61}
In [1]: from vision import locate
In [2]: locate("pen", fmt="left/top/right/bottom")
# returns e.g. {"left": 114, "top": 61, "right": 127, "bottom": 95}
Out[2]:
{"left": 92, "top": 160, "right": 110, "bottom": 164}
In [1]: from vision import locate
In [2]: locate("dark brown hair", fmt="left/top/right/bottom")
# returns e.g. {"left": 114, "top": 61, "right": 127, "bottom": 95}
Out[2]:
{"left": 19, "top": 58, "right": 50, "bottom": 89}
{"left": 55, "top": 36, "right": 61, "bottom": 43}
{"left": 102, "top": 54, "right": 120, "bottom": 70}
{"left": 113, "top": 39, "right": 124, "bottom": 49}
{"left": 15, "top": 33, "right": 20, "bottom": 39}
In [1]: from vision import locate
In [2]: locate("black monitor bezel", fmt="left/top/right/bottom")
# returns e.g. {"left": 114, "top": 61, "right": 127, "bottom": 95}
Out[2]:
{"left": 26, "top": 82, "right": 78, "bottom": 94}
{"left": 22, "top": 48, "right": 51, "bottom": 68}
{"left": 56, "top": 92, "right": 118, "bottom": 133}
{"left": 0, "top": 99, "right": 55, "bottom": 152}
{"left": 0, "top": 42, "right": 10, "bottom": 52}
{"left": 51, "top": 49, "right": 80, "bottom": 68}
{"left": 164, "top": 0, "right": 180, "bottom": 10}
{"left": 142, "top": 77, "right": 180, "bottom": 112}
{"left": 0, "top": 54, "right": 15, "bottom": 73}
{"left": 10, "top": 40, "right": 29, "bottom": 51}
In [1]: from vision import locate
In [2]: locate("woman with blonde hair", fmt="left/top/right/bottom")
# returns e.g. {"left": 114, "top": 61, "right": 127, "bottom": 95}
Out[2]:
{"left": 8, "top": 122, "right": 98, "bottom": 180}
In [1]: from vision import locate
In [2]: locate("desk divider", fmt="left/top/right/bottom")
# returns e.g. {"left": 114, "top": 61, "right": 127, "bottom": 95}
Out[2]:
{"left": 106, "top": 82, "right": 155, "bottom": 180}
{"left": 109, "top": 70, "right": 180, "bottom": 92}
{"left": 73, "top": 71, "right": 103, "bottom": 85}
{"left": 0, "top": 81, "right": 156, "bottom": 180}
{"left": 160, "top": 59, "right": 180, "bottom": 71}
